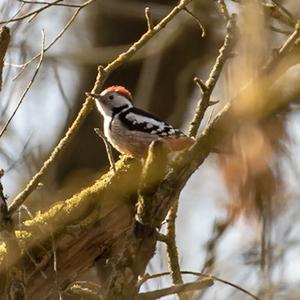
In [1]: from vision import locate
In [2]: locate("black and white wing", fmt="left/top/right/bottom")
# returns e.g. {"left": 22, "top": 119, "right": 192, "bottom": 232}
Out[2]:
{"left": 118, "top": 107, "right": 185, "bottom": 137}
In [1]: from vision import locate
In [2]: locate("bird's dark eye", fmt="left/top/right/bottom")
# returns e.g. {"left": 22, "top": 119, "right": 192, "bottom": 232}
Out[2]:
{"left": 109, "top": 95, "right": 114, "bottom": 100}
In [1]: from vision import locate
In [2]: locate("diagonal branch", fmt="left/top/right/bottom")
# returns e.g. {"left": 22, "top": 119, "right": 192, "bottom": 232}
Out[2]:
{"left": 140, "top": 271, "right": 260, "bottom": 300}
{"left": 188, "top": 14, "right": 236, "bottom": 137}
{"left": 0, "top": 0, "right": 63, "bottom": 25}
{"left": 137, "top": 278, "right": 213, "bottom": 300}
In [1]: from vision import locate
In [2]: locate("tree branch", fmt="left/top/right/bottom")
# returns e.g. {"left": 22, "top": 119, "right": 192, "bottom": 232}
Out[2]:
{"left": 1, "top": 157, "right": 142, "bottom": 298}
{"left": 0, "top": 27, "right": 10, "bottom": 91}
{"left": 165, "top": 199, "right": 188, "bottom": 300}
{"left": 188, "top": 14, "right": 236, "bottom": 137}
{"left": 0, "top": 30, "right": 45, "bottom": 139}
{"left": 140, "top": 271, "right": 260, "bottom": 300}
{"left": 137, "top": 278, "right": 213, "bottom": 300}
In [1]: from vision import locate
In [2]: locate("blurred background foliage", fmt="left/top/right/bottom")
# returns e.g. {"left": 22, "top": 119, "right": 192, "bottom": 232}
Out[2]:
{"left": 1, "top": 0, "right": 300, "bottom": 299}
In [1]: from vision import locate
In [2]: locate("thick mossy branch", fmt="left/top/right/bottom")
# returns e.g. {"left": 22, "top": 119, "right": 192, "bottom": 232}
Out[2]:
{"left": 23, "top": 157, "right": 140, "bottom": 243}
{"left": 0, "top": 157, "right": 142, "bottom": 298}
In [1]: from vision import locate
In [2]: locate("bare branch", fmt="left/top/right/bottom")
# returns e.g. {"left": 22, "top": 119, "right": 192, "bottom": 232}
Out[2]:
{"left": 0, "top": 0, "right": 63, "bottom": 25}
{"left": 137, "top": 278, "right": 213, "bottom": 300}
{"left": 217, "top": 0, "right": 230, "bottom": 21}
{"left": 140, "top": 271, "right": 260, "bottom": 300}
{"left": 11, "top": 0, "right": 96, "bottom": 77}
{"left": 0, "top": 30, "right": 45, "bottom": 139}
{"left": 145, "top": 7, "right": 154, "bottom": 32}
{"left": 262, "top": 21, "right": 300, "bottom": 75}
{"left": 193, "top": 77, "right": 208, "bottom": 94}
{"left": 183, "top": 7, "right": 205, "bottom": 37}
{"left": 16, "top": 0, "right": 82, "bottom": 7}
{"left": 0, "top": 27, "right": 10, "bottom": 91}
{"left": 94, "top": 128, "right": 116, "bottom": 173}
{"left": 165, "top": 200, "right": 188, "bottom": 300}
{"left": 188, "top": 14, "right": 236, "bottom": 137}
{"left": 271, "top": 0, "right": 297, "bottom": 25}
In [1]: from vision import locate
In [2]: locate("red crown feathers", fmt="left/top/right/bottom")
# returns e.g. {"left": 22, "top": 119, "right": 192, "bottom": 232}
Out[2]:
{"left": 104, "top": 86, "right": 132, "bottom": 101}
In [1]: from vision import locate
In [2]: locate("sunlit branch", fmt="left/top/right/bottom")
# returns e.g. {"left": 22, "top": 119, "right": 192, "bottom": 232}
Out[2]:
{"left": 15, "top": 0, "right": 82, "bottom": 7}
{"left": 140, "top": 271, "right": 260, "bottom": 300}
{"left": 217, "top": 0, "right": 230, "bottom": 21}
{"left": 144, "top": 7, "right": 154, "bottom": 32}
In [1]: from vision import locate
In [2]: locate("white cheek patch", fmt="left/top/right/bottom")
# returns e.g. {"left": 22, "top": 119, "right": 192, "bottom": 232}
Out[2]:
{"left": 96, "top": 100, "right": 105, "bottom": 115}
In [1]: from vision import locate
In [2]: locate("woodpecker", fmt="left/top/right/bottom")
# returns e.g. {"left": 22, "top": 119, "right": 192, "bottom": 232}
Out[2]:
{"left": 87, "top": 86, "right": 194, "bottom": 157}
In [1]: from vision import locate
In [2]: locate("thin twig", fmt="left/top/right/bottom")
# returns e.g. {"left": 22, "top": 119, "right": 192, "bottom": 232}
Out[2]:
{"left": 201, "top": 219, "right": 230, "bottom": 273}
{"left": 262, "top": 2, "right": 296, "bottom": 28}
{"left": 51, "top": 231, "right": 62, "bottom": 300}
{"left": 188, "top": 14, "right": 236, "bottom": 137}
{"left": 183, "top": 7, "right": 205, "bottom": 37}
{"left": 23, "top": 249, "right": 48, "bottom": 279}
{"left": 8, "top": 0, "right": 196, "bottom": 215}
{"left": 11, "top": 0, "right": 95, "bottom": 78}
{"left": 137, "top": 278, "right": 213, "bottom": 300}
{"left": 165, "top": 199, "right": 187, "bottom": 300}
{"left": 0, "top": 29, "right": 45, "bottom": 139}
{"left": 0, "top": 0, "right": 63, "bottom": 25}
{"left": 16, "top": 0, "right": 82, "bottom": 7}
{"left": 217, "top": 0, "right": 230, "bottom": 21}
{"left": 232, "top": 0, "right": 297, "bottom": 28}
{"left": 145, "top": 7, "right": 154, "bottom": 32}
{"left": 140, "top": 271, "right": 260, "bottom": 300}
{"left": 166, "top": 201, "right": 185, "bottom": 298}
{"left": 94, "top": 128, "right": 116, "bottom": 173}
{"left": 8, "top": 3, "right": 25, "bottom": 22}
{"left": 271, "top": 0, "right": 297, "bottom": 25}
{"left": 269, "top": 25, "right": 292, "bottom": 35}
{"left": 262, "top": 21, "right": 300, "bottom": 75}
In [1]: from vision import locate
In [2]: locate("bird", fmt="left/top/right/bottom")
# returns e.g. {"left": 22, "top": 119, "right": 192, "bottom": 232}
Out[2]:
{"left": 86, "top": 86, "right": 194, "bottom": 157}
